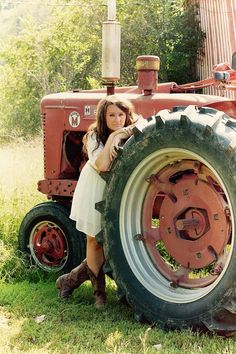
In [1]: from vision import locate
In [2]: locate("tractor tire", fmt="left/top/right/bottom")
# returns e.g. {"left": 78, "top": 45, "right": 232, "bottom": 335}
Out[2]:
{"left": 98, "top": 106, "right": 236, "bottom": 336}
{"left": 19, "top": 201, "right": 86, "bottom": 273}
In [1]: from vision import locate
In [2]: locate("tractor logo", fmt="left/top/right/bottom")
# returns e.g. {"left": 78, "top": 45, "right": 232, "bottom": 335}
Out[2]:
{"left": 69, "top": 111, "right": 80, "bottom": 127}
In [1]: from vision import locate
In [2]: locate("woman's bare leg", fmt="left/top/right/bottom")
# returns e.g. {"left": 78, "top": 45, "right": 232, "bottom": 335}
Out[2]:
{"left": 86, "top": 235, "right": 105, "bottom": 276}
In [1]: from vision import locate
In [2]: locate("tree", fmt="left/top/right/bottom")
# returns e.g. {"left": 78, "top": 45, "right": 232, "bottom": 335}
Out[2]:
{"left": 0, "top": 0, "right": 205, "bottom": 139}
{"left": 118, "top": 0, "right": 204, "bottom": 85}
{"left": 0, "top": 0, "right": 104, "bottom": 138}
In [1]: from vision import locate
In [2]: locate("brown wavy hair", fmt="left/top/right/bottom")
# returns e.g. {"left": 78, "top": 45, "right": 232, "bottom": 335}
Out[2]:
{"left": 83, "top": 95, "right": 138, "bottom": 154}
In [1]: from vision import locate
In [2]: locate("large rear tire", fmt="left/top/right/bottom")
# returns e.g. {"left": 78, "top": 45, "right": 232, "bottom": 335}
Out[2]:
{"left": 99, "top": 106, "right": 236, "bottom": 336}
{"left": 19, "top": 202, "right": 86, "bottom": 273}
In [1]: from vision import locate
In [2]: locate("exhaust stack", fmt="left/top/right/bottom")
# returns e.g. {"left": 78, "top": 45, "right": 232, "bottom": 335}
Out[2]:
{"left": 102, "top": 0, "right": 121, "bottom": 95}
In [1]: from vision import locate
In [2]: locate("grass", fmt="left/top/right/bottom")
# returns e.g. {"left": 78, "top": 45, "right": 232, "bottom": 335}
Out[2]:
{"left": 0, "top": 137, "right": 45, "bottom": 282}
{"left": 1, "top": 138, "right": 236, "bottom": 353}
{"left": 1, "top": 280, "right": 236, "bottom": 354}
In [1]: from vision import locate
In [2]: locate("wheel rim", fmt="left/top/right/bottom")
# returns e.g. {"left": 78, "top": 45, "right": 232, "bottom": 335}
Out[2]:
{"left": 119, "top": 148, "right": 234, "bottom": 303}
{"left": 29, "top": 220, "right": 69, "bottom": 272}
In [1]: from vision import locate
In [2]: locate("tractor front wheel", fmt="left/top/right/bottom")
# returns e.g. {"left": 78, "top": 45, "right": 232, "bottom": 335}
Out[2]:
{"left": 19, "top": 202, "right": 86, "bottom": 273}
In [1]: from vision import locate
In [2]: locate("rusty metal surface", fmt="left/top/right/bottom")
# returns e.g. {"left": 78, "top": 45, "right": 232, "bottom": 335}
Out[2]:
{"left": 38, "top": 179, "right": 77, "bottom": 198}
{"left": 142, "top": 160, "right": 230, "bottom": 288}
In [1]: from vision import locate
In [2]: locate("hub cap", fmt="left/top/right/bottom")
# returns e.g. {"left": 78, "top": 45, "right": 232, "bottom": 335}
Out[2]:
{"left": 29, "top": 221, "right": 68, "bottom": 272}
{"left": 143, "top": 160, "right": 230, "bottom": 287}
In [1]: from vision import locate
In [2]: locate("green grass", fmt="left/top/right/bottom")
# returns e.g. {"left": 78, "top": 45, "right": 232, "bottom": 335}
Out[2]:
{"left": 1, "top": 280, "right": 236, "bottom": 354}
{"left": 0, "top": 138, "right": 45, "bottom": 282}
{"left": 1, "top": 138, "right": 236, "bottom": 353}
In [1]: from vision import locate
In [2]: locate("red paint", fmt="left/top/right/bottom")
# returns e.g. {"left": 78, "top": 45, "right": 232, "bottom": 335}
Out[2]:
{"left": 142, "top": 160, "right": 230, "bottom": 288}
{"left": 33, "top": 224, "right": 67, "bottom": 267}
{"left": 40, "top": 62, "right": 236, "bottom": 197}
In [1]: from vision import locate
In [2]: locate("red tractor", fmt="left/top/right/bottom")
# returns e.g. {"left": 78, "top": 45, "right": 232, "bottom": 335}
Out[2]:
{"left": 19, "top": 2, "right": 236, "bottom": 335}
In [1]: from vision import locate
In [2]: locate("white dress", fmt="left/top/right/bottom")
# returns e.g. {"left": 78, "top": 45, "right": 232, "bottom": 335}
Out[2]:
{"left": 70, "top": 132, "right": 106, "bottom": 236}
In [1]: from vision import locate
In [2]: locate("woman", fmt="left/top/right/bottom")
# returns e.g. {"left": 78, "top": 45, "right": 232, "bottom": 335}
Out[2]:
{"left": 56, "top": 95, "right": 141, "bottom": 308}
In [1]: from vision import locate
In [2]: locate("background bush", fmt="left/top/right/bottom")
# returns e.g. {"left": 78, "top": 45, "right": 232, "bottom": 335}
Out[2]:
{"left": 0, "top": 0, "right": 205, "bottom": 139}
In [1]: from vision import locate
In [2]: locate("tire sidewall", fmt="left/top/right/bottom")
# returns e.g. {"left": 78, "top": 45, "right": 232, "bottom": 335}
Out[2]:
{"left": 19, "top": 202, "right": 86, "bottom": 273}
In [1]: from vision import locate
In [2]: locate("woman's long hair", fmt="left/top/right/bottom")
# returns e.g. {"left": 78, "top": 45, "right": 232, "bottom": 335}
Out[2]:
{"left": 83, "top": 95, "right": 138, "bottom": 154}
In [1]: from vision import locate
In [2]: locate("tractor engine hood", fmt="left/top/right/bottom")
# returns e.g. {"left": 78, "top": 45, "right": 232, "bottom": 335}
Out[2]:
{"left": 41, "top": 91, "right": 236, "bottom": 126}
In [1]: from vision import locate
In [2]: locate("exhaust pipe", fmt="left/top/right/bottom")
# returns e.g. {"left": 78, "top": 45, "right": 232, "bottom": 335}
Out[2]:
{"left": 102, "top": 0, "right": 121, "bottom": 95}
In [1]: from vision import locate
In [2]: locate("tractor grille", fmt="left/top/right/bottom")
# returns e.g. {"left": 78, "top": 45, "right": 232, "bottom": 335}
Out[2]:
{"left": 41, "top": 112, "right": 47, "bottom": 176}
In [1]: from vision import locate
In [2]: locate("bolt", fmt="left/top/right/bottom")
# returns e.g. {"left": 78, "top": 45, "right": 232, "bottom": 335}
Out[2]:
{"left": 183, "top": 189, "right": 189, "bottom": 196}
{"left": 176, "top": 218, "right": 199, "bottom": 231}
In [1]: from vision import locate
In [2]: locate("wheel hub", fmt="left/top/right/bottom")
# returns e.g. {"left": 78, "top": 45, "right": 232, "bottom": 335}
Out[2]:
{"left": 175, "top": 208, "right": 208, "bottom": 239}
{"left": 140, "top": 159, "right": 231, "bottom": 288}
{"left": 159, "top": 176, "right": 228, "bottom": 268}
{"left": 33, "top": 224, "right": 67, "bottom": 266}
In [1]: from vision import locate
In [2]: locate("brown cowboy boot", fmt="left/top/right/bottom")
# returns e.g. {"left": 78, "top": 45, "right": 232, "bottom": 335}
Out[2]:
{"left": 87, "top": 266, "right": 106, "bottom": 308}
{"left": 56, "top": 259, "right": 89, "bottom": 299}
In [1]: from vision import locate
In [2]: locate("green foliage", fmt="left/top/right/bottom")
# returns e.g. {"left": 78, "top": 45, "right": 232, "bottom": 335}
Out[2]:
{"left": 0, "top": 0, "right": 205, "bottom": 138}
{"left": 0, "top": 0, "right": 51, "bottom": 40}
{"left": 164, "top": 1, "right": 205, "bottom": 83}
{"left": 119, "top": 0, "right": 205, "bottom": 85}
{"left": 0, "top": 21, "right": 43, "bottom": 138}
{"left": 0, "top": 0, "right": 104, "bottom": 138}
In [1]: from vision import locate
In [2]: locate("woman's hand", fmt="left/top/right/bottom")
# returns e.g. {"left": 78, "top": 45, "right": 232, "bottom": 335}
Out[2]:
{"left": 122, "top": 126, "right": 133, "bottom": 138}
{"left": 109, "top": 135, "right": 121, "bottom": 160}
{"left": 95, "top": 126, "right": 134, "bottom": 172}
{"left": 109, "top": 127, "right": 133, "bottom": 160}
{"left": 111, "top": 127, "right": 132, "bottom": 139}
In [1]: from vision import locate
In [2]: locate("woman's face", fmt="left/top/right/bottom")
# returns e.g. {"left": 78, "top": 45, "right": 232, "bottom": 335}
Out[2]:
{"left": 105, "top": 104, "right": 126, "bottom": 132}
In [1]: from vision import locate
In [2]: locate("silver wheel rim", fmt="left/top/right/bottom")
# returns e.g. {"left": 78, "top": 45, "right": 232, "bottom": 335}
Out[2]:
{"left": 119, "top": 148, "right": 234, "bottom": 303}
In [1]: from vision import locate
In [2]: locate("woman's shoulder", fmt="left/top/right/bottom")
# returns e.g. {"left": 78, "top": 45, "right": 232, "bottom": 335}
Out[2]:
{"left": 87, "top": 130, "right": 98, "bottom": 143}
{"left": 87, "top": 130, "right": 104, "bottom": 150}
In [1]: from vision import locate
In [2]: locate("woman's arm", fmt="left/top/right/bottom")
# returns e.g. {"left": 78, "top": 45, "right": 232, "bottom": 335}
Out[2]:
{"left": 95, "top": 128, "right": 131, "bottom": 172}
{"left": 107, "top": 117, "right": 148, "bottom": 160}
{"left": 95, "top": 117, "right": 147, "bottom": 172}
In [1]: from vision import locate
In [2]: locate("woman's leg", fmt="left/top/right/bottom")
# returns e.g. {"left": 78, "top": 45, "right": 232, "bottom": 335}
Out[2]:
{"left": 56, "top": 259, "right": 89, "bottom": 299}
{"left": 86, "top": 235, "right": 106, "bottom": 307}
{"left": 86, "top": 235, "right": 105, "bottom": 276}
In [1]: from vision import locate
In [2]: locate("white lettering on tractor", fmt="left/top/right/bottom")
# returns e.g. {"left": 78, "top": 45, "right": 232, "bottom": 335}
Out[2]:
{"left": 84, "top": 105, "right": 91, "bottom": 116}
{"left": 69, "top": 111, "right": 80, "bottom": 127}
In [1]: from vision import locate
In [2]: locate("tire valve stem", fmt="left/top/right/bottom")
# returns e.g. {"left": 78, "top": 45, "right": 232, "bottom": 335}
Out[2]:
{"left": 170, "top": 280, "right": 179, "bottom": 288}
{"left": 134, "top": 234, "right": 145, "bottom": 241}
